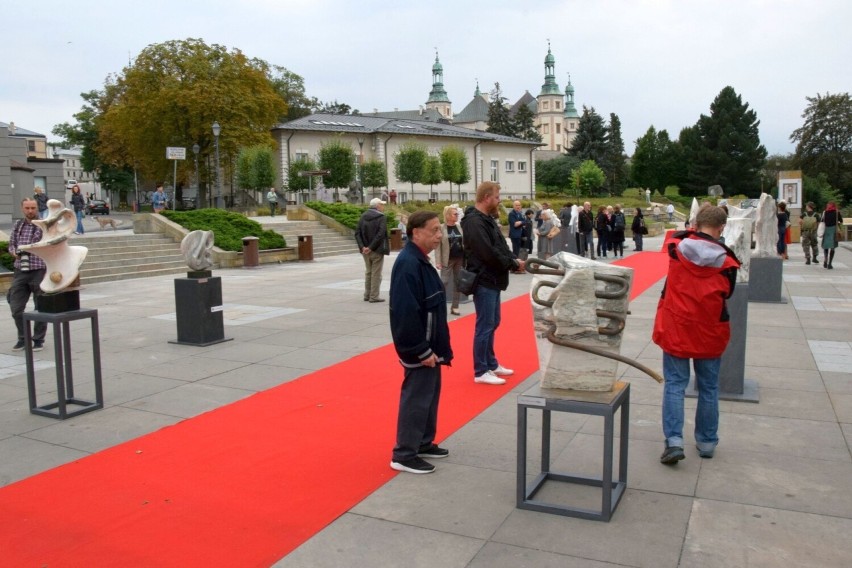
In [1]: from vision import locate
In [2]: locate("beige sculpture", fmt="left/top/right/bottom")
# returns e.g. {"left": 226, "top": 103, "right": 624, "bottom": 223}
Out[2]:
{"left": 19, "top": 199, "right": 88, "bottom": 293}
{"left": 180, "top": 230, "right": 215, "bottom": 271}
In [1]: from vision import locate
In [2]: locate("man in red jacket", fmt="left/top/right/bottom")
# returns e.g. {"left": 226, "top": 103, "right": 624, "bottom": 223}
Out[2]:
{"left": 653, "top": 205, "right": 740, "bottom": 464}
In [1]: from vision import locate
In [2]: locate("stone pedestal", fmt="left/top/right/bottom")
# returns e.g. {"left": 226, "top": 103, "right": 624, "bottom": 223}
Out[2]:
{"left": 560, "top": 228, "right": 579, "bottom": 254}
{"left": 171, "top": 274, "right": 232, "bottom": 346}
{"left": 687, "top": 282, "right": 759, "bottom": 402}
{"left": 748, "top": 257, "right": 786, "bottom": 303}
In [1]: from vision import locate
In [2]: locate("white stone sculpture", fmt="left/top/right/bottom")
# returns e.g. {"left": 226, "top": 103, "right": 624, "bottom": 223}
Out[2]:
{"left": 529, "top": 252, "right": 634, "bottom": 391}
{"left": 722, "top": 217, "right": 753, "bottom": 282}
{"left": 752, "top": 193, "right": 778, "bottom": 258}
{"left": 688, "top": 197, "right": 700, "bottom": 227}
{"left": 569, "top": 204, "right": 579, "bottom": 232}
{"left": 19, "top": 199, "right": 88, "bottom": 293}
{"left": 180, "top": 230, "right": 215, "bottom": 271}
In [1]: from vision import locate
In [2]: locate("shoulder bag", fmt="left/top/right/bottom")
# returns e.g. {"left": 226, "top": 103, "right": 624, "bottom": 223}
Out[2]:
{"left": 546, "top": 225, "right": 560, "bottom": 239}
{"left": 456, "top": 266, "right": 479, "bottom": 296}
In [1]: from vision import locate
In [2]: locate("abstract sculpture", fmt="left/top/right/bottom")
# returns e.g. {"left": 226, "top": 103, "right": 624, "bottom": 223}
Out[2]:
{"left": 752, "top": 193, "right": 778, "bottom": 258}
{"left": 180, "top": 230, "right": 215, "bottom": 271}
{"left": 19, "top": 199, "right": 88, "bottom": 293}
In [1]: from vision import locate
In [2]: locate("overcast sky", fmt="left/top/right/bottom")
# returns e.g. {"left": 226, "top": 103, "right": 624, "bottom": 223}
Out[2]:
{"left": 3, "top": 0, "right": 848, "bottom": 156}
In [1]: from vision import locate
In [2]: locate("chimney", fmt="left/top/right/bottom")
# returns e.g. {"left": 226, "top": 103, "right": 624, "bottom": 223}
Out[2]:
{"left": 9, "top": 121, "right": 16, "bottom": 135}
{"left": 419, "top": 105, "right": 424, "bottom": 115}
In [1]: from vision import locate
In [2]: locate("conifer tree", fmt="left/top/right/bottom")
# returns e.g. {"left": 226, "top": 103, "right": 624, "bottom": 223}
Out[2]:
{"left": 486, "top": 82, "right": 516, "bottom": 137}
{"left": 569, "top": 106, "right": 608, "bottom": 164}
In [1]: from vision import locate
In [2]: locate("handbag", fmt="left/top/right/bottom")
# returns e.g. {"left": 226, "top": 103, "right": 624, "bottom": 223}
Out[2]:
{"left": 546, "top": 225, "right": 560, "bottom": 239}
{"left": 817, "top": 221, "right": 826, "bottom": 239}
{"left": 456, "top": 267, "right": 479, "bottom": 296}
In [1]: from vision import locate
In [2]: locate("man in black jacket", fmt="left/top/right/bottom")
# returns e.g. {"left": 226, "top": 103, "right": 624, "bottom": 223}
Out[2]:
{"left": 578, "top": 201, "right": 595, "bottom": 259}
{"left": 355, "top": 198, "right": 390, "bottom": 302}
{"left": 461, "top": 181, "right": 525, "bottom": 385}
{"left": 389, "top": 210, "right": 452, "bottom": 474}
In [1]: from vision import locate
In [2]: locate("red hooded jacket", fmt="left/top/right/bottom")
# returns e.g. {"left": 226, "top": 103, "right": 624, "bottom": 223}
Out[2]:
{"left": 652, "top": 230, "right": 741, "bottom": 359}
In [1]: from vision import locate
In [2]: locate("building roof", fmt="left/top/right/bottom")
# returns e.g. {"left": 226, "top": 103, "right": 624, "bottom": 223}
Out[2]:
{"left": 0, "top": 122, "right": 46, "bottom": 137}
{"left": 453, "top": 93, "right": 490, "bottom": 124}
{"left": 510, "top": 91, "right": 537, "bottom": 116}
{"left": 363, "top": 108, "right": 445, "bottom": 122}
{"left": 273, "top": 113, "right": 542, "bottom": 146}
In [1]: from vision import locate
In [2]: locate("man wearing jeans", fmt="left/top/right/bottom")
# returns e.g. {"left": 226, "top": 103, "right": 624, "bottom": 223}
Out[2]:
{"left": 653, "top": 205, "right": 739, "bottom": 464}
{"left": 7, "top": 198, "right": 48, "bottom": 352}
{"left": 461, "top": 181, "right": 525, "bottom": 385}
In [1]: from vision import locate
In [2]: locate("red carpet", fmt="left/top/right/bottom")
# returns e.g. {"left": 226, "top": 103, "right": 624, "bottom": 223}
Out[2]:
{"left": 0, "top": 297, "right": 539, "bottom": 567}
{"left": 613, "top": 251, "right": 670, "bottom": 300}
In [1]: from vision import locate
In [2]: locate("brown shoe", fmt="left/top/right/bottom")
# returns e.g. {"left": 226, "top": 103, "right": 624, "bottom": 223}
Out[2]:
{"left": 369, "top": 298, "right": 386, "bottom": 303}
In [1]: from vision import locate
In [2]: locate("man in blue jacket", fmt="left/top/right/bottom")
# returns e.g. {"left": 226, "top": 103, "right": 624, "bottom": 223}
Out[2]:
{"left": 389, "top": 210, "right": 453, "bottom": 474}
{"left": 508, "top": 200, "right": 525, "bottom": 256}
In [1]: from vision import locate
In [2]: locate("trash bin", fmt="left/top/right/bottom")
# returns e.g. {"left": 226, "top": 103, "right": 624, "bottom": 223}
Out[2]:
{"left": 390, "top": 228, "right": 402, "bottom": 251}
{"left": 298, "top": 235, "right": 313, "bottom": 261}
{"left": 242, "top": 236, "right": 259, "bottom": 268}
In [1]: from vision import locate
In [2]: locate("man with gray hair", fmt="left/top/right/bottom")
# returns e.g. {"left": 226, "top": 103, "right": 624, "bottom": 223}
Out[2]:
{"left": 355, "top": 197, "right": 390, "bottom": 302}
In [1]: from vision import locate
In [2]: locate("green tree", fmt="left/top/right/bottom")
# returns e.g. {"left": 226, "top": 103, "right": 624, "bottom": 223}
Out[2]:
{"left": 439, "top": 144, "right": 470, "bottom": 201}
{"left": 421, "top": 155, "right": 443, "bottom": 195}
{"left": 803, "top": 173, "right": 844, "bottom": 210}
{"left": 571, "top": 160, "right": 606, "bottom": 194}
{"left": 394, "top": 142, "right": 428, "bottom": 196}
{"left": 569, "top": 106, "right": 608, "bottom": 163}
{"left": 362, "top": 159, "right": 388, "bottom": 198}
{"left": 603, "top": 113, "right": 627, "bottom": 196}
{"left": 632, "top": 126, "right": 680, "bottom": 194}
{"left": 486, "top": 82, "right": 516, "bottom": 137}
{"left": 535, "top": 155, "right": 581, "bottom": 193}
{"left": 791, "top": 92, "right": 852, "bottom": 201}
{"left": 97, "top": 38, "right": 286, "bottom": 192}
{"left": 269, "top": 66, "right": 313, "bottom": 122}
{"left": 287, "top": 157, "right": 318, "bottom": 192}
{"left": 237, "top": 145, "right": 276, "bottom": 191}
{"left": 318, "top": 138, "right": 355, "bottom": 195}
{"left": 679, "top": 86, "right": 767, "bottom": 197}
{"left": 514, "top": 103, "right": 541, "bottom": 142}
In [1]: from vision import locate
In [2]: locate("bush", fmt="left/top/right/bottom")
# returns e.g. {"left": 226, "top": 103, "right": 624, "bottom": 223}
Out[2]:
{"left": 1, "top": 241, "right": 13, "bottom": 271}
{"left": 161, "top": 209, "right": 286, "bottom": 252}
{"left": 306, "top": 201, "right": 397, "bottom": 233}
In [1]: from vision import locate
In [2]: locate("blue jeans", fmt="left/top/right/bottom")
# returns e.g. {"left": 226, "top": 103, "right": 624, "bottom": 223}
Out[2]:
{"left": 75, "top": 210, "right": 85, "bottom": 234}
{"left": 472, "top": 286, "right": 501, "bottom": 376}
{"left": 662, "top": 353, "right": 720, "bottom": 451}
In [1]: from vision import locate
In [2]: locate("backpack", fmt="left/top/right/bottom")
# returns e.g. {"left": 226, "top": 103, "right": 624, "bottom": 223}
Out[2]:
{"left": 614, "top": 213, "right": 625, "bottom": 230}
{"left": 801, "top": 213, "right": 818, "bottom": 232}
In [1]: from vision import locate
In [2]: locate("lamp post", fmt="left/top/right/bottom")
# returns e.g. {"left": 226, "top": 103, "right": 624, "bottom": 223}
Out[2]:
{"left": 212, "top": 121, "right": 222, "bottom": 209}
{"left": 357, "top": 136, "right": 365, "bottom": 204}
{"left": 192, "top": 143, "right": 200, "bottom": 208}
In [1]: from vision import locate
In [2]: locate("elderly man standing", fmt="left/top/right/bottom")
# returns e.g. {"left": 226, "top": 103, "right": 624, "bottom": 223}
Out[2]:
{"left": 355, "top": 197, "right": 390, "bottom": 303}
{"left": 7, "top": 198, "right": 47, "bottom": 351}
{"left": 508, "top": 200, "right": 525, "bottom": 257}
{"left": 578, "top": 201, "right": 596, "bottom": 259}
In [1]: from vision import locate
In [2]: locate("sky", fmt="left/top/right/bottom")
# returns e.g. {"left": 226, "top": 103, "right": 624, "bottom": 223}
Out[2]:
{"left": 2, "top": 0, "right": 849, "bottom": 156}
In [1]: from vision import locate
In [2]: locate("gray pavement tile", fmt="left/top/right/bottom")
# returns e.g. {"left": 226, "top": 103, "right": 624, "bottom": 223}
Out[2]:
{"left": 274, "top": 513, "right": 484, "bottom": 568}
{"left": 471, "top": 390, "right": 591, "bottom": 432}
{"left": 745, "top": 323, "right": 807, "bottom": 339}
{"left": 0, "top": 399, "right": 59, "bottom": 436}
{"left": 121, "top": 382, "right": 254, "bottom": 418}
{"left": 0, "top": 435, "right": 88, "bottom": 487}
{"left": 682, "top": 499, "right": 852, "bottom": 568}
{"left": 822, "top": 371, "right": 852, "bottom": 394}
{"left": 493, "top": 490, "right": 693, "bottom": 568}
{"left": 310, "top": 334, "right": 391, "bottom": 353}
{"left": 805, "top": 326, "right": 852, "bottom": 341}
{"left": 830, "top": 391, "right": 852, "bottom": 423}
{"left": 192, "top": 341, "right": 299, "bottom": 364}
{"left": 744, "top": 336, "right": 816, "bottom": 369}
{"left": 695, "top": 449, "right": 852, "bottom": 517}
{"left": 289, "top": 319, "right": 379, "bottom": 335}
{"left": 468, "top": 542, "right": 623, "bottom": 568}
{"left": 742, "top": 366, "right": 826, "bottom": 392}
{"left": 351, "top": 461, "right": 516, "bottom": 540}
{"left": 579, "top": 401, "right": 664, "bottom": 442}
{"left": 130, "top": 356, "right": 249, "bottom": 382}
{"left": 261, "top": 347, "right": 356, "bottom": 371}
{"left": 251, "top": 330, "right": 340, "bottom": 348}
{"left": 727, "top": 387, "right": 837, "bottom": 421}
{"left": 197, "top": 364, "right": 307, "bottom": 391}
{"left": 22, "top": 405, "right": 180, "bottom": 453}
{"left": 719, "top": 412, "right": 850, "bottom": 462}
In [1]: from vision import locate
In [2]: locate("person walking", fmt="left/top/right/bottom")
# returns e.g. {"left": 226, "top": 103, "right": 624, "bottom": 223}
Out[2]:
{"left": 522, "top": 209, "right": 535, "bottom": 257}
{"left": 435, "top": 205, "right": 464, "bottom": 315}
{"left": 461, "top": 181, "right": 525, "bottom": 385}
{"left": 355, "top": 197, "right": 390, "bottom": 302}
{"left": 266, "top": 188, "right": 279, "bottom": 217}
{"left": 389, "top": 210, "right": 452, "bottom": 474}
{"left": 595, "top": 205, "right": 609, "bottom": 258}
{"left": 653, "top": 205, "right": 740, "bottom": 464}
{"left": 7, "top": 198, "right": 48, "bottom": 352}
{"left": 70, "top": 185, "right": 86, "bottom": 234}
{"left": 34, "top": 187, "right": 48, "bottom": 219}
{"left": 151, "top": 184, "right": 167, "bottom": 214}
{"left": 821, "top": 201, "right": 843, "bottom": 269}
{"left": 578, "top": 201, "right": 595, "bottom": 259}
{"left": 799, "top": 202, "right": 820, "bottom": 265}
{"left": 777, "top": 201, "right": 790, "bottom": 260}
{"left": 666, "top": 203, "right": 675, "bottom": 222}
{"left": 631, "top": 207, "right": 646, "bottom": 252}
{"left": 508, "top": 200, "right": 525, "bottom": 256}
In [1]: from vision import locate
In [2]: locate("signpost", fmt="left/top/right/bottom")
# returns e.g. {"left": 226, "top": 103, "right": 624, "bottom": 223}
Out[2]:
{"left": 166, "top": 147, "right": 187, "bottom": 210}
{"left": 297, "top": 169, "right": 330, "bottom": 202}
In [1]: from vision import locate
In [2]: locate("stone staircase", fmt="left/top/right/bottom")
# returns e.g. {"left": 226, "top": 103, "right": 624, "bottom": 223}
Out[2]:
{"left": 74, "top": 232, "right": 187, "bottom": 284}
{"left": 262, "top": 219, "right": 357, "bottom": 258}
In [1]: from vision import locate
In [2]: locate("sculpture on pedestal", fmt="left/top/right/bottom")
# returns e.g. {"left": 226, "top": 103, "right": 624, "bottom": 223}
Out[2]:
{"left": 528, "top": 252, "right": 662, "bottom": 391}
{"left": 19, "top": 199, "right": 88, "bottom": 293}
{"left": 180, "top": 230, "right": 215, "bottom": 271}
{"left": 752, "top": 193, "right": 778, "bottom": 258}
{"left": 722, "top": 217, "right": 753, "bottom": 282}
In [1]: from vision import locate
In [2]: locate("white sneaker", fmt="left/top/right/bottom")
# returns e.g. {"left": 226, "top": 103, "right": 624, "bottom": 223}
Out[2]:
{"left": 474, "top": 371, "right": 506, "bottom": 385}
{"left": 493, "top": 365, "right": 514, "bottom": 376}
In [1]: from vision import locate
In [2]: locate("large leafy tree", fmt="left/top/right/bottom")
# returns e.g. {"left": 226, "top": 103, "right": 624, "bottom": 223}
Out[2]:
{"left": 394, "top": 142, "right": 428, "bottom": 195}
{"left": 236, "top": 145, "right": 276, "bottom": 191}
{"left": 362, "top": 159, "right": 388, "bottom": 198}
{"left": 439, "top": 144, "right": 470, "bottom": 201}
{"left": 790, "top": 92, "right": 852, "bottom": 201}
{"left": 569, "top": 106, "right": 608, "bottom": 163}
{"left": 97, "top": 38, "right": 286, "bottom": 192}
{"left": 514, "top": 103, "right": 541, "bottom": 142}
{"left": 603, "top": 113, "right": 627, "bottom": 196}
{"left": 318, "top": 138, "right": 355, "bottom": 193}
{"left": 679, "top": 86, "right": 767, "bottom": 197}
{"left": 535, "top": 155, "right": 581, "bottom": 193}
{"left": 421, "top": 155, "right": 443, "bottom": 195}
{"left": 287, "top": 157, "right": 318, "bottom": 192}
{"left": 486, "top": 82, "right": 516, "bottom": 137}
{"left": 269, "top": 66, "right": 315, "bottom": 122}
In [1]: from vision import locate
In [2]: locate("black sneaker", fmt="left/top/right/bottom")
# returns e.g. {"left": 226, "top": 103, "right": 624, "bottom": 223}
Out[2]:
{"left": 390, "top": 457, "right": 435, "bottom": 474}
{"left": 418, "top": 445, "right": 449, "bottom": 459}
{"left": 32, "top": 340, "right": 44, "bottom": 352}
{"left": 12, "top": 340, "right": 25, "bottom": 351}
{"left": 660, "top": 445, "right": 685, "bottom": 465}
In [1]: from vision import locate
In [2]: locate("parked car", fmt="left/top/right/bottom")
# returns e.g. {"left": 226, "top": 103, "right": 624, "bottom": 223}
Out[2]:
{"left": 86, "top": 199, "right": 110, "bottom": 215}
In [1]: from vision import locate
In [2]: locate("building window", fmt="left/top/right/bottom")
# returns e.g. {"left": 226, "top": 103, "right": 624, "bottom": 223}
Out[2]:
{"left": 28, "top": 140, "right": 36, "bottom": 152}
{"left": 518, "top": 161, "right": 527, "bottom": 173}
{"left": 505, "top": 160, "right": 514, "bottom": 172}
{"left": 542, "top": 101, "right": 549, "bottom": 110}
{"left": 569, "top": 122, "right": 576, "bottom": 130}
{"left": 555, "top": 101, "right": 561, "bottom": 109}
{"left": 490, "top": 159, "right": 499, "bottom": 182}
{"left": 556, "top": 123, "right": 561, "bottom": 134}
{"left": 556, "top": 145, "right": 561, "bottom": 152}
{"left": 295, "top": 152, "right": 309, "bottom": 162}
{"left": 543, "top": 124, "right": 550, "bottom": 135}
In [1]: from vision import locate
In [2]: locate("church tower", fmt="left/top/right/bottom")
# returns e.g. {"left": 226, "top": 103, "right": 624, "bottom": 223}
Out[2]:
{"left": 563, "top": 74, "right": 580, "bottom": 151}
{"left": 425, "top": 50, "right": 452, "bottom": 119}
{"left": 535, "top": 42, "right": 565, "bottom": 153}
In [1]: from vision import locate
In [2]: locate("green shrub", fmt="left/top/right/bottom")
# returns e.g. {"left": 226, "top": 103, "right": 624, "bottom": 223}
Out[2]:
{"left": 161, "top": 209, "right": 286, "bottom": 252}
{"left": 1, "top": 241, "right": 13, "bottom": 271}
{"left": 305, "top": 201, "right": 397, "bottom": 233}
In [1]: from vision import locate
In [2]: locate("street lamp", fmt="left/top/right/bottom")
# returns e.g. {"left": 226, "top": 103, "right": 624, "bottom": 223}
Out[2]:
{"left": 192, "top": 143, "right": 200, "bottom": 208}
{"left": 212, "top": 121, "right": 222, "bottom": 209}
{"left": 357, "top": 136, "right": 365, "bottom": 204}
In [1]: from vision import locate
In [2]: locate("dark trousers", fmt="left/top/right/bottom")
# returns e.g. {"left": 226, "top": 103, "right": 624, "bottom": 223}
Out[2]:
{"left": 269, "top": 202, "right": 277, "bottom": 217}
{"left": 393, "top": 365, "right": 442, "bottom": 461}
{"left": 597, "top": 230, "right": 609, "bottom": 257}
{"left": 8, "top": 269, "right": 47, "bottom": 342}
{"left": 510, "top": 236, "right": 522, "bottom": 256}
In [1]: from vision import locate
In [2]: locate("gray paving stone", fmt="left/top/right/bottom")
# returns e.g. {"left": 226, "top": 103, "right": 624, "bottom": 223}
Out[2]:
{"left": 129, "top": 356, "right": 248, "bottom": 382}
{"left": 198, "top": 364, "right": 307, "bottom": 391}
{"left": 121, "top": 382, "right": 253, "bottom": 418}
{"left": 830, "top": 391, "right": 852, "bottom": 423}
{"left": 0, "top": 435, "right": 88, "bottom": 487}
{"left": 727, "top": 387, "right": 836, "bottom": 421}
{"left": 719, "top": 412, "right": 850, "bottom": 462}
{"left": 468, "top": 542, "right": 623, "bottom": 568}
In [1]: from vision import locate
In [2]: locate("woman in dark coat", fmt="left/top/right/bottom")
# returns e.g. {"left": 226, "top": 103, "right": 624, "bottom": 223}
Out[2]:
{"left": 595, "top": 206, "right": 609, "bottom": 258}
{"left": 609, "top": 204, "right": 626, "bottom": 257}
{"left": 631, "top": 207, "right": 646, "bottom": 252}
{"left": 777, "top": 201, "right": 790, "bottom": 259}
{"left": 821, "top": 201, "right": 844, "bottom": 269}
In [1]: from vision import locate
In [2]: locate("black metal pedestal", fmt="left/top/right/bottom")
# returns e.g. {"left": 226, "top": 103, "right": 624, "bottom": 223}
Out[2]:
{"left": 517, "top": 381, "right": 630, "bottom": 522}
{"left": 23, "top": 308, "right": 103, "bottom": 419}
{"left": 171, "top": 274, "right": 232, "bottom": 346}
